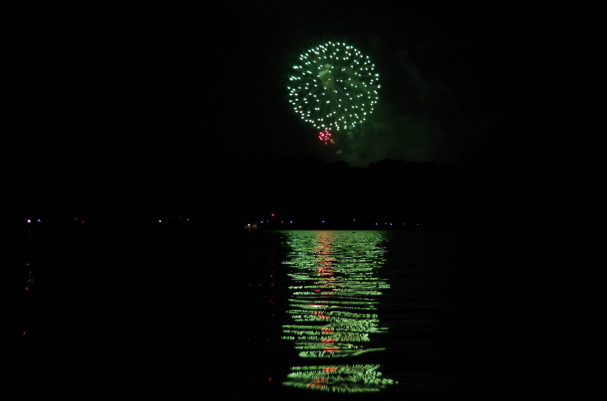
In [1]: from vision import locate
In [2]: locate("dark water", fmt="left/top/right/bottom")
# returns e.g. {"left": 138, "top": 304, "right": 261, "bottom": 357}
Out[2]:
{"left": 7, "top": 226, "right": 601, "bottom": 398}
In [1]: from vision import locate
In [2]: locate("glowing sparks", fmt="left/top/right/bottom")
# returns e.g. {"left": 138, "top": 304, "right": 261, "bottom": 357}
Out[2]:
{"left": 318, "top": 129, "right": 332, "bottom": 143}
{"left": 288, "top": 42, "right": 379, "bottom": 134}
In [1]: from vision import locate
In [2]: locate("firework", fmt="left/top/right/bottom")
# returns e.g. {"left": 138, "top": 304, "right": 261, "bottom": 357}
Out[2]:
{"left": 318, "top": 129, "right": 332, "bottom": 143}
{"left": 288, "top": 42, "right": 380, "bottom": 135}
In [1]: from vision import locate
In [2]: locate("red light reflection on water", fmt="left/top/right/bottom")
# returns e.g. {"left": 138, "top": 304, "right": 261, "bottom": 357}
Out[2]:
{"left": 307, "top": 377, "right": 327, "bottom": 388}
{"left": 312, "top": 311, "right": 330, "bottom": 319}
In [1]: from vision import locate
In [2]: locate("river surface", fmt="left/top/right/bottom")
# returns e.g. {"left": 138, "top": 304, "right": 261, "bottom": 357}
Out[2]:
{"left": 7, "top": 226, "right": 600, "bottom": 398}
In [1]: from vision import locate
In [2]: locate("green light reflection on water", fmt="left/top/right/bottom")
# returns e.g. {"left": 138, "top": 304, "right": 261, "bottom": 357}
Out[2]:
{"left": 283, "top": 364, "right": 396, "bottom": 393}
{"left": 279, "top": 230, "right": 397, "bottom": 392}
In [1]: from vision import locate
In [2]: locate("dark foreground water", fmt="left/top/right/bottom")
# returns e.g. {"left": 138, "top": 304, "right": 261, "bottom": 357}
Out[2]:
{"left": 5, "top": 226, "right": 602, "bottom": 398}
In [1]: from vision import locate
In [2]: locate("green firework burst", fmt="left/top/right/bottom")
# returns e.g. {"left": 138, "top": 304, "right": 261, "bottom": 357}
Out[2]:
{"left": 288, "top": 42, "right": 380, "bottom": 132}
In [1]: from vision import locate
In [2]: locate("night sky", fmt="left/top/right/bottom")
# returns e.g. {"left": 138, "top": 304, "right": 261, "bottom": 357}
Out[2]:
{"left": 4, "top": 4, "right": 597, "bottom": 221}
{"left": 4, "top": 8, "right": 601, "bottom": 397}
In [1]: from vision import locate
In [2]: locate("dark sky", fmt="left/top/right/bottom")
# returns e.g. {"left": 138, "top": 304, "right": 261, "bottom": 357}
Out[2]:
{"left": 4, "top": 3, "right": 596, "bottom": 199}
